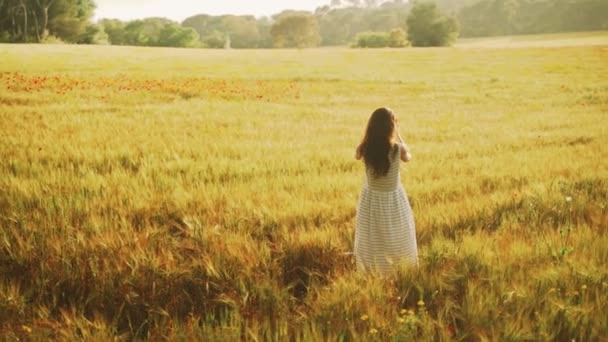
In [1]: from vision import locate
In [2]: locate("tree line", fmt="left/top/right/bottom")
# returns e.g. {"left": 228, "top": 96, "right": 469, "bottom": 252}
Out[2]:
{"left": 0, "top": 0, "right": 96, "bottom": 43}
{"left": 1, "top": 0, "right": 606, "bottom": 47}
{"left": 458, "top": 0, "right": 608, "bottom": 37}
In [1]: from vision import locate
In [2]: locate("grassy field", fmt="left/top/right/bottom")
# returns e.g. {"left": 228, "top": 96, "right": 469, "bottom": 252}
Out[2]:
{"left": 1, "top": 32, "right": 607, "bottom": 340}
{"left": 456, "top": 30, "right": 608, "bottom": 48}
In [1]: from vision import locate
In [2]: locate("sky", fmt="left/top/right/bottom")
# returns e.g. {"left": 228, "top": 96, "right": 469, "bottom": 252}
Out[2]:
{"left": 93, "top": 0, "right": 331, "bottom": 22}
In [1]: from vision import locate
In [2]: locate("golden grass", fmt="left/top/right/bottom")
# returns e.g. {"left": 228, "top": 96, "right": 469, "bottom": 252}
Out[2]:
{"left": 1, "top": 33, "right": 607, "bottom": 339}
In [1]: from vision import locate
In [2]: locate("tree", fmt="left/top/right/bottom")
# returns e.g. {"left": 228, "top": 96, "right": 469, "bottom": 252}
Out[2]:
{"left": 316, "top": 2, "right": 409, "bottom": 46}
{"left": 158, "top": 22, "right": 199, "bottom": 47}
{"left": 47, "top": 0, "right": 95, "bottom": 42}
{"left": 219, "top": 15, "right": 259, "bottom": 48}
{"left": 34, "top": 0, "right": 54, "bottom": 39}
{"left": 182, "top": 14, "right": 261, "bottom": 48}
{"left": 406, "top": 2, "right": 458, "bottom": 47}
{"left": 317, "top": 7, "right": 366, "bottom": 46}
{"left": 18, "top": 0, "right": 27, "bottom": 41}
{"left": 99, "top": 18, "right": 126, "bottom": 45}
{"left": 388, "top": 27, "right": 407, "bottom": 47}
{"left": 182, "top": 14, "right": 223, "bottom": 47}
{"left": 256, "top": 16, "right": 273, "bottom": 48}
{"left": 200, "top": 30, "right": 225, "bottom": 48}
{"left": 270, "top": 14, "right": 320, "bottom": 48}
{"left": 457, "top": 0, "right": 608, "bottom": 37}
{"left": 77, "top": 22, "right": 108, "bottom": 44}
{"left": 122, "top": 19, "right": 146, "bottom": 45}
{"left": 122, "top": 17, "right": 173, "bottom": 46}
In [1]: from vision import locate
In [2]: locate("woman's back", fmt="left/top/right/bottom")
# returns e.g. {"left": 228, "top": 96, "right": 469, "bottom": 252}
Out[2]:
{"left": 365, "top": 145, "right": 401, "bottom": 192}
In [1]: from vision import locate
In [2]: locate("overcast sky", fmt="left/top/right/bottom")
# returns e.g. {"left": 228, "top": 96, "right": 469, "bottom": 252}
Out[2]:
{"left": 94, "top": 0, "right": 331, "bottom": 22}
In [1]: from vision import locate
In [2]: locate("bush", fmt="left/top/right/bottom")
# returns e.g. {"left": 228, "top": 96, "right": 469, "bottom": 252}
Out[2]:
{"left": 0, "top": 31, "right": 11, "bottom": 43}
{"left": 40, "top": 35, "right": 65, "bottom": 44}
{"left": 353, "top": 31, "right": 390, "bottom": 48}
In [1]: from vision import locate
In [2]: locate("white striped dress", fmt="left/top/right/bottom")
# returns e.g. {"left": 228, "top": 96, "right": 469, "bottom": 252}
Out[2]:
{"left": 354, "top": 143, "right": 418, "bottom": 274}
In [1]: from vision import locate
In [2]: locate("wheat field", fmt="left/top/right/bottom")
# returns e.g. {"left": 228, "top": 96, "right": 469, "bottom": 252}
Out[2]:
{"left": 1, "top": 33, "right": 607, "bottom": 340}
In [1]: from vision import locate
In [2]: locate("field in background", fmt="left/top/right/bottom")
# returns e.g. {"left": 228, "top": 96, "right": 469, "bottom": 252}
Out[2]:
{"left": 1, "top": 32, "right": 607, "bottom": 340}
{"left": 456, "top": 30, "right": 608, "bottom": 48}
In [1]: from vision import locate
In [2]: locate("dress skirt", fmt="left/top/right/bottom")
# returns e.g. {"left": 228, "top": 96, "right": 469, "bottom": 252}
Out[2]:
{"left": 354, "top": 184, "right": 418, "bottom": 274}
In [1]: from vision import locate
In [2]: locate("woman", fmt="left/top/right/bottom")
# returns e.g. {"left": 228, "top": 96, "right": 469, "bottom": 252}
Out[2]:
{"left": 354, "top": 107, "right": 418, "bottom": 274}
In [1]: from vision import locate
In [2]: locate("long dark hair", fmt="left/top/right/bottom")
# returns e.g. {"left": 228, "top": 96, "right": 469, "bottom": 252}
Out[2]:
{"left": 358, "top": 107, "right": 397, "bottom": 177}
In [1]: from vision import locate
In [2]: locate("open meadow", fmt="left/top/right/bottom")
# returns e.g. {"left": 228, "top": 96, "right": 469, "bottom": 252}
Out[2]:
{"left": 1, "top": 32, "right": 607, "bottom": 340}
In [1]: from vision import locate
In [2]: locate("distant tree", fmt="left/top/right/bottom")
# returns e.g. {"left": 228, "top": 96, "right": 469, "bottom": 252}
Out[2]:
{"left": 17, "top": 0, "right": 29, "bottom": 41}
{"left": 457, "top": 0, "right": 608, "bottom": 37}
{"left": 564, "top": 0, "right": 608, "bottom": 31}
{"left": 200, "top": 30, "right": 225, "bottom": 48}
{"left": 272, "top": 10, "right": 312, "bottom": 21}
{"left": 388, "top": 27, "right": 407, "bottom": 47}
{"left": 100, "top": 18, "right": 126, "bottom": 45}
{"left": 182, "top": 14, "right": 261, "bottom": 48}
{"left": 158, "top": 22, "right": 199, "bottom": 47}
{"left": 317, "top": 7, "right": 366, "bottom": 45}
{"left": 0, "top": 0, "right": 94, "bottom": 42}
{"left": 406, "top": 2, "right": 458, "bottom": 46}
{"left": 123, "top": 19, "right": 146, "bottom": 45}
{"left": 270, "top": 14, "right": 320, "bottom": 48}
{"left": 366, "top": 9, "right": 401, "bottom": 31}
{"left": 123, "top": 17, "right": 173, "bottom": 46}
{"left": 48, "top": 0, "right": 95, "bottom": 42}
{"left": 458, "top": 0, "right": 516, "bottom": 36}
{"left": 77, "top": 22, "right": 108, "bottom": 44}
{"left": 182, "top": 14, "right": 222, "bottom": 47}
{"left": 316, "top": 3, "right": 409, "bottom": 46}
{"left": 34, "top": 0, "right": 55, "bottom": 39}
{"left": 220, "top": 15, "right": 259, "bottom": 48}
{"left": 256, "top": 16, "right": 273, "bottom": 48}
{"left": 182, "top": 14, "right": 213, "bottom": 37}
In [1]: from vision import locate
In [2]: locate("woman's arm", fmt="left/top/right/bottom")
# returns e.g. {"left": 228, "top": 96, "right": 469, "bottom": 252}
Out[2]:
{"left": 396, "top": 130, "right": 412, "bottom": 162}
{"left": 355, "top": 144, "right": 363, "bottom": 160}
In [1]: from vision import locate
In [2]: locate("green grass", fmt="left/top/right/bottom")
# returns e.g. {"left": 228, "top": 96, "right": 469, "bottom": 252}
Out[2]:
{"left": 1, "top": 34, "right": 607, "bottom": 340}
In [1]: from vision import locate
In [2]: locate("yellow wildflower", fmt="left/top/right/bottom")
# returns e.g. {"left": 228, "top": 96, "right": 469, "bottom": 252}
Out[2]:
{"left": 417, "top": 300, "right": 425, "bottom": 306}
{"left": 360, "top": 314, "right": 369, "bottom": 321}
{"left": 370, "top": 328, "right": 378, "bottom": 334}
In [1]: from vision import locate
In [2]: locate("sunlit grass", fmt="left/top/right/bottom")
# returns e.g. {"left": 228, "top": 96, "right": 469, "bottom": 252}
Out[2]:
{"left": 456, "top": 30, "right": 608, "bottom": 48}
{"left": 1, "top": 33, "right": 607, "bottom": 339}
